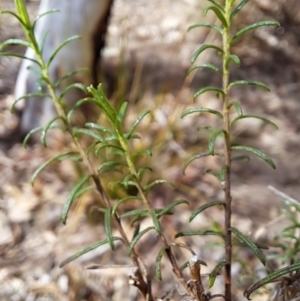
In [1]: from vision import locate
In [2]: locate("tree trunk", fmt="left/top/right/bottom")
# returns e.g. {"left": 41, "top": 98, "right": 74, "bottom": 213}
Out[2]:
{"left": 15, "top": 0, "right": 114, "bottom": 135}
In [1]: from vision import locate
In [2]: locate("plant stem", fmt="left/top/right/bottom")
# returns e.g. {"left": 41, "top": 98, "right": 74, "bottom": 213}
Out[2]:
{"left": 118, "top": 132, "right": 197, "bottom": 299}
{"left": 222, "top": 1, "right": 233, "bottom": 300}
{"left": 22, "top": 19, "right": 151, "bottom": 300}
{"left": 45, "top": 83, "right": 150, "bottom": 298}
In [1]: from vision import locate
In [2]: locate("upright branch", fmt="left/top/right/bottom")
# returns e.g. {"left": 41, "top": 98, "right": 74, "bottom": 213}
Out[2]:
{"left": 10, "top": 0, "right": 151, "bottom": 298}
{"left": 184, "top": 0, "right": 279, "bottom": 300}
{"left": 222, "top": 1, "right": 234, "bottom": 300}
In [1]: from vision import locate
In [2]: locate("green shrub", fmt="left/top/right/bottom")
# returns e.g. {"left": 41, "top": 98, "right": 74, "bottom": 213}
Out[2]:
{"left": 2, "top": 1, "right": 298, "bottom": 300}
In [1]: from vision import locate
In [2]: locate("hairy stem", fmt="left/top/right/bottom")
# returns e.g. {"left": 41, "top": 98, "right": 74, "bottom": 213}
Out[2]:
{"left": 118, "top": 132, "right": 197, "bottom": 298}
{"left": 222, "top": 1, "right": 233, "bottom": 300}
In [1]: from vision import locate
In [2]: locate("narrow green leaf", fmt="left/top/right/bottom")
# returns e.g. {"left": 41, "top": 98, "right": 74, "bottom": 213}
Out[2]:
{"left": 118, "top": 180, "right": 139, "bottom": 190}
{"left": 207, "top": 0, "right": 224, "bottom": 11}
{"left": 59, "top": 237, "right": 122, "bottom": 268}
{"left": 208, "top": 130, "right": 225, "bottom": 155}
{"left": 120, "top": 209, "right": 149, "bottom": 219}
{"left": 204, "top": 6, "right": 228, "bottom": 28}
{"left": 230, "top": 114, "right": 278, "bottom": 130}
{"left": 230, "top": 227, "right": 266, "bottom": 265}
{"left": 227, "top": 101, "right": 243, "bottom": 116}
{"left": 126, "top": 110, "right": 151, "bottom": 140}
{"left": 230, "top": 0, "right": 249, "bottom": 19}
{"left": 226, "top": 54, "right": 241, "bottom": 68}
{"left": 244, "top": 262, "right": 300, "bottom": 300}
{"left": 208, "top": 0, "right": 224, "bottom": 12}
{"left": 127, "top": 227, "right": 154, "bottom": 255}
{"left": 23, "top": 127, "right": 42, "bottom": 147}
{"left": 88, "top": 208, "right": 107, "bottom": 215}
{"left": 108, "top": 149, "right": 126, "bottom": 160}
{"left": 230, "top": 114, "right": 278, "bottom": 129}
{"left": 228, "top": 80, "right": 270, "bottom": 91}
{"left": 30, "top": 151, "right": 80, "bottom": 184}
{"left": 0, "top": 10, "right": 25, "bottom": 27}
{"left": 219, "top": 165, "right": 226, "bottom": 181}
{"left": 0, "top": 51, "right": 40, "bottom": 65}
{"left": 188, "top": 23, "right": 223, "bottom": 35}
{"left": 55, "top": 68, "right": 88, "bottom": 88}
{"left": 209, "top": 223, "right": 223, "bottom": 234}
{"left": 104, "top": 208, "right": 114, "bottom": 250}
{"left": 10, "top": 93, "right": 50, "bottom": 113}
{"left": 39, "top": 31, "right": 48, "bottom": 55}
{"left": 73, "top": 128, "right": 103, "bottom": 141}
{"left": 209, "top": 261, "right": 226, "bottom": 288}
{"left": 36, "top": 74, "right": 51, "bottom": 86}
{"left": 181, "top": 107, "right": 223, "bottom": 119}
{"left": 112, "top": 144, "right": 128, "bottom": 154}
{"left": 119, "top": 173, "right": 136, "bottom": 189}
{"left": 188, "top": 63, "right": 222, "bottom": 75}
{"left": 85, "top": 123, "right": 116, "bottom": 136}
{"left": 47, "top": 35, "right": 81, "bottom": 68}
{"left": 175, "top": 230, "right": 224, "bottom": 238}
{"left": 67, "top": 97, "right": 97, "bottom": 122}
{"left": 137, "top": 166, "right": 152, "bottom": 179}
{"left": 88, "top": 85, "right": 118, "bottom": 126}
{"left": 231, "top": 21, "right": 280, "bottom": 42}
{"left": 56, "top": 152, "right": 82, "bottom": 162}
{"left": 95, "top": 142, "right": 123, "bottom": 154}
{"left": 129, "top": 216, "right": 143, "bottom": 227}
{"left": 197, "top": 259, "right": 208, "bottom": 267}
{"left": 112, "top": 196, "right": 139, "bottom": 215}
{"left": 179, "top": 259, "right": 208, "bottom": 272}
{"left": 282, "top": 233, "right": 298, "bottom": 241}
{"left": 233, "top": 242, "right": 269, "bottom": 249}
{"left": 231, "top": 145, "right": 276, "bottom": 169}
{"left": 179, "top": 261, "right": 190, "bottom": 272}
{"left": 157, "top": 200, "right": 189, "bottom": 218}
{"left": 144, "top": 179, "right": 174, "bottom": 192}
{"left": 155, "top": 247, "right": 167, "bottom": 281}
{"left": 190, "top": 201, "right": 225, "bottom": 222}
{"left": 132, "top": 149, "right": 152, "bottom": 160}
{"left": 124, "top": 133, "right": 140, "bottom": 140}
{"left": 131, "top": 223, "right": 141, "bottom": 240}
{"left": 33, "top": 9, "right": 59, "bottom": 31}
{"left": 231, "top": 155, "right": 249, "bottom": 162}
{"left": 194, "top": 87, "right": 225, "bottom": 100}
{"left": 150, "top": 210, "right": 162, "bottom": 235}
{"left": 85, "top": 141, "right": 102, "bottom": 155}
{"left": 41, "top": 116, "right": 65, "bottom": 146}
{"left": 26, "top": 65, "right": 43, "bottom": 77}
{"left": 117, "top": 102, "right": 128, "bottom": 123}
{"left": 205, "top": 169, "right": 222, "bottom": 181}
{"left": 191, "top": 44, "right": 224, "bottom": 63}
{"left": 0, "top": 38, "right": 30, "bottom": 50}
{"left": 283, "top": 224, "right": 300, "bottom": 232}
{"left": 97, "top": 161, "right": 126, "bottom": 173}
{"left": 74, "top": 185, "right": 95, "bottom": 199}
{"left": 182, "top": 152, "right": 211, "bottom": 174}
{"left": 61, "top": 175, "right": 92, "bottom": 224}
{"left": 59, "top": 83, "right": 87, "bottom": 101}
